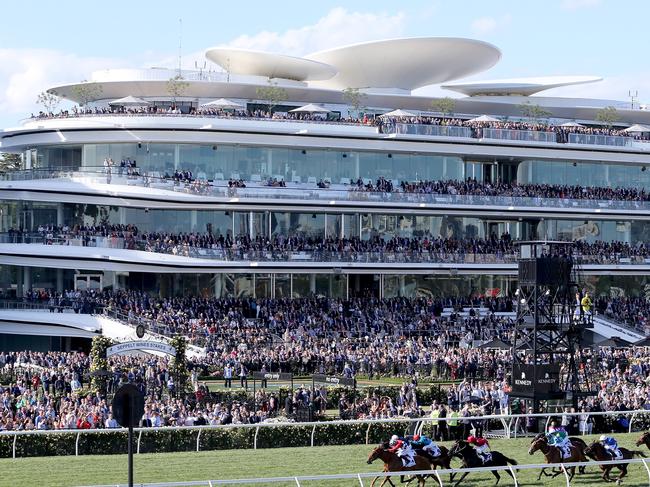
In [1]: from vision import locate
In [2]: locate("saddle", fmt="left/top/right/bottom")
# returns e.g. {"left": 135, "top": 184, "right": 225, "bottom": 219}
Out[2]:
{"left": 479, "top": 453, "right": 492, "bottom": 464}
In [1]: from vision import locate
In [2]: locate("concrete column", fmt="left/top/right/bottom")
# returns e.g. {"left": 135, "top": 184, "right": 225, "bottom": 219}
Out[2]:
{"left": 309, "top": 274, "right": 316, "bottom": 294}
{"left": 22, "top": 267, "right": 31, "bottom": 296}
{"left": 56, "top": 269, "right": 63, "bottom": 293}
{"left": 174, "top": 145, "right": 180, "bottom": 171}
{"left": 56, "top": 204, "right": 64, "bottom": 226}
{"left": 190, "top": 210, "right": 198, "bottom": 232}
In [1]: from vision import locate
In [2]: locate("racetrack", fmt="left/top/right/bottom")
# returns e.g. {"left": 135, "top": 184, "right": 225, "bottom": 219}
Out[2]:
{"left": 2, "top": 433, "right": 648, "bottom": 487}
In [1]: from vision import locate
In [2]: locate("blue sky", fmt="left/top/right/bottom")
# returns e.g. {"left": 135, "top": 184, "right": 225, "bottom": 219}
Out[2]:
{"left": 0, "top": 0, "right": 648, "bottom": 128}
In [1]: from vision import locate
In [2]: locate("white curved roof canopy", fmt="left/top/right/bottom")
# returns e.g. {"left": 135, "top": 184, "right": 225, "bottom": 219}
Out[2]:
{"left": 442, "top": 75, "right": 603, "bottom": 96}
{"left": 306, "top": 37, "right": 501, "bottom": 91}
{"left": 205, "top": 47, "right": 337, "bottom": 81}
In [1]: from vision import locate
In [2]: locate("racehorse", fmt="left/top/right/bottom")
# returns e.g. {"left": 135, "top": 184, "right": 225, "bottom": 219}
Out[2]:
{"left": 449, "top": 439, "right": 518, "bottom": 486}
{"left": 528, "top": 436, "right": 587, "bottom": 482}
{"left": 636, "top": 431, "right": 650, "bottom": 450}
{"left": 367, "top": 444, "right": 432, "bottom": 487}
{"left": 416, "top": 445, "right": 453, "bottom": 485}
{"left": 584, "top": 440, "right": 646, "bottom": 483}
{"left": 531, "top": 433, "right": 588, "bottom": 476}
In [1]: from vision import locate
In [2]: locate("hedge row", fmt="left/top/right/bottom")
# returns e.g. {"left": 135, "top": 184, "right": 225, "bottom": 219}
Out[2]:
{"left": 0, "top": 421, "right": 416, "bottom": 458}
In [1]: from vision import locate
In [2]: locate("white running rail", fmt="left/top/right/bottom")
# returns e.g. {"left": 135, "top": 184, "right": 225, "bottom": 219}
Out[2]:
{"left": 79, "top": 458, "right": 650, "bottom": 487}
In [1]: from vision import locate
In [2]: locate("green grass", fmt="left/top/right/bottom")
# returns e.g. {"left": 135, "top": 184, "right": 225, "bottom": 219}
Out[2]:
{"left": 1, "top": 433, "right": 648, "bottom": 487}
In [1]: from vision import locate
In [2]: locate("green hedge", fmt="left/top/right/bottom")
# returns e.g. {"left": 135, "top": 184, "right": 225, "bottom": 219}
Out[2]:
{"left": 0, "top": 421, "right": 415, "bottom": 458}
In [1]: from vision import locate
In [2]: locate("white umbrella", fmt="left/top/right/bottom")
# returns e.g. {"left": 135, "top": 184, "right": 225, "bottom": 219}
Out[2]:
{"left": 289, "top": 103, "right": 330, "bottom": 113}
{"left": 379, "top": 109, "right": 418, "bottom": 118}
{"left": 200, "top": 98, "right": 244, "bottom": 109}
{"left": 467, "top": 114, "right": 500, "bottom": 123}
{"left": 624, "top": 124, "right": 650, "bottom": 133}
{"left": 560, "top": 121, "right": 584, "bottom": 128}
{"left": 108, "top": 96, "right": 151, "bottom": 107}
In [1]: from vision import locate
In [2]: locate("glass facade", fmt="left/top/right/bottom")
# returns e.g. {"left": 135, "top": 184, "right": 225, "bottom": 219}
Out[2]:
{"left": 5, "top": 201, "right": 650, "bottom": 246}
{"left": 518, "top": 160, "right": 650, "bottom": 189}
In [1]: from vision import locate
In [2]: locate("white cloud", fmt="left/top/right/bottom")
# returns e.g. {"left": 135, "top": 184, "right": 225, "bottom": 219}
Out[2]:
{"left": 470, "top": 14, "right": 512, "bottom": 35}
{"left": 0, "top": 48, "right": 125, "bottom": 119}
{"left": 221, "top": 7, "right": 407, "bottom": 56}
{"left": 560, "top": 0, "right": 601, "bottom": 10}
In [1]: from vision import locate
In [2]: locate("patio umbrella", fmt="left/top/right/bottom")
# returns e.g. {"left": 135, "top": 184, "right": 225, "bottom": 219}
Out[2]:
{"left": 200, "top": 98, "right": 244, "bottom": 109}
{"left": 467, "top": 114, "right": 500, "bottom": 123}
{"left": 623, "top": 124, "right": 650, "bottom": 133}
{"left": 379, "top": 109, "right": 418, "bottom": 118}
{"left": 108, "top": 96, "right": 151, "bottom": 107}
{"left": 288, "top": 103, "right": 330, "bottom": 113}
{"left": 560, "top": 121, "right": 584, "bottom": 128}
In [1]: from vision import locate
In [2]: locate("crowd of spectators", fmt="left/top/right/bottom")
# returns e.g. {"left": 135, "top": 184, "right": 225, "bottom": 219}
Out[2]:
{"left": 6, "top": 224, "right": 650, "bottom": 266}
{"left": 3, "top": 341, "right": 650, "bottom": 431}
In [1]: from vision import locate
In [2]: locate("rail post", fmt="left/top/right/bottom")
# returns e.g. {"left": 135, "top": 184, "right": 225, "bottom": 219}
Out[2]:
{"left": 629, "top": 412, "right": 637, "bottom": 434}
{"left": 294, "top": 477, "right": 301, "bottom": 486}
{"left": 12, "top": 433, "right": 17, "bottom": 459}
{"left": 366, "top": 423, "right": 372, "bottom": 445}
{"left": 432, "top": 469, "right": 443, "bottom": 487}
{"left": 75, "top": 431, "right": 81, "bottom": 456}
{"left": 311, "top": 424, "right": 316, "bottom": 447}
{"left": 642, "top": 458, "right": 650, "bottom": 484}
{"left": 513, "top": 417, "right": 519, "bottom": 438}
{"left": 559, "top": 464, "right": 570, "bottom": 487}
{"left": 254, "top": 426, "right": 260, "bottom": 450}
{"left": 137, "top": 430, "right": 143, "bottom": 454}
{"left": 196, "top": 429, "right": 202, "bottom": 452}
{"left": 508, "top": 465, "right": 518, "bottom": 487}
{"left": 357, "top": 473, "right": 365, "bottom": 486}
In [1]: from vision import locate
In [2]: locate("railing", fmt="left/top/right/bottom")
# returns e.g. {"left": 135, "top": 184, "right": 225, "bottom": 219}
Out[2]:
{"left": 4, "top": 168, "right": 650, "bottom": 214}
{"left": 388, "top": 123, "right": 473, "bottom": 138}
{"left": 5, "top": 233, "right": 650, "bottom": 267}
{"left": 568, "top": 132, "right": 633, "bottom": 147}
{"left": 79, "top": 458, "right": 650, "bottom": 487}
{"left": 1, "top": 410, "right": 646, "bottom": 459}
{"left": 481, "top": 127, "right": 558, "bottom": 143}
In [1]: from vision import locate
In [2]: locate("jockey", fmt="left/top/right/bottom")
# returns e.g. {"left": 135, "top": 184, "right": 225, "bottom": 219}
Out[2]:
{"left": 388, "top": 434, "right": 416, "bottom": 467}
{"left": 600, "top": 435, "right": 623, "bottom": 460}
{"left": 408, "top": 434, "right": 441, "bottom": 461}
{"left": 467, "top": 435, "right": 492, "bottom": 463}
{"left": 546, "top": 423, "right": 571, "bottom": 458}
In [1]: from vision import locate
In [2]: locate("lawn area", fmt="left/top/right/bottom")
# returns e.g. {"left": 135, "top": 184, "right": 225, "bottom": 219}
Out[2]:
{"left": 1, "top": 433, "right": 648, "bottom": 487}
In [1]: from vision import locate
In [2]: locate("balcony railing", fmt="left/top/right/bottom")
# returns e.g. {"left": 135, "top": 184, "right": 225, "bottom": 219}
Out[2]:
{"left": 3, "top": 234, "right": 650, "bottom": 266}
{"left": 388, "top": 123, "right": 473, "bottom": 138}
{"left": 3, "top": 168, "right": 650, "bottom": 214}
{"left": 480, "top": 127, "right": 558, "bottom": 143}
{"left": 567, "top": 132, "right": 633, "bottom": 147}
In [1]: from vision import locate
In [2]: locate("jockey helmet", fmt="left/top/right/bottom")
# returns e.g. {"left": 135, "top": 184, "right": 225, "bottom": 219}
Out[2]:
{"left": 412, "top": 435, "right": 420, "bottom": 441}
{"left": 599, "top": 435, "right": 608, "bottom": 442}
{"left": 467, "top": 435, "right": 476, "bottom": 444}
{"left": 390, "top": 435, "right": 399, "bottom": 446}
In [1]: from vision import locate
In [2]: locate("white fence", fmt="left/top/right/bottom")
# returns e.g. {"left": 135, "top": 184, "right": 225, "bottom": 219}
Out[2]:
{"left": 81, "top": 458, "right": 650, "bottom": 487}
{"left": 2, "top": 410, "right": 648, "bottom": 459}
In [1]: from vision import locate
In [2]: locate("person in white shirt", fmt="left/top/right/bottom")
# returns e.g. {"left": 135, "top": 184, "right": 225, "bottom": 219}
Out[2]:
{"left": 105, "top": 413, "right": 118, "bottom": 428}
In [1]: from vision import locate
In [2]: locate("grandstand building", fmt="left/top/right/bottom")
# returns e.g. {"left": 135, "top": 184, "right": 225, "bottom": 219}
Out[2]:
{"left": 1, "top": 36, "right": 649, "bottom": 350}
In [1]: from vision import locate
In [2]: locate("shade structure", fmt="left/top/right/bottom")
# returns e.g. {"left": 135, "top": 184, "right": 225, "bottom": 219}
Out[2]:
{"left": 478, "top": 338, "right": 511, "bottom": 350}
{"left": 467, "top": 114, "right": 500, "bottom": 123}
{"left": 624, "top": 124, "right": 650, "bottom": 133}
{"left": 379, "top": 109, "right": 418, "bottom": 118}
{"left": 633, "top": 336, "right": 650, "bottom": 347}
{"left": 595, "top": 336, "right": 631, "bottom": 348}
{"left": 200, "top": 98, "right": 244, "bottom": 109}
{"left": 560, "top": 121, "right": 584, "bottom": 128}
{"left": 288, "top": 103, "right": 330, "bottom": 113}
{"left": 108, "top": 96, "right": 151, "bottom": 107}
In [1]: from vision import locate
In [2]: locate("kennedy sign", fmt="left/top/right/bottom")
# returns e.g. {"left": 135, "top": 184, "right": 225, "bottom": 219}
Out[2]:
{"left": 106, "top": 340, "right": 176, "bottom": 357}
{"left": 512, "top": 364, "right": 560, "bottom": 399}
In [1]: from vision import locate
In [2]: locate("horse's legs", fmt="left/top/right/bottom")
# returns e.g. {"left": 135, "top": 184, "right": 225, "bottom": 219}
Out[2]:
{"left": 568, "top": 466, "right": 576, "bottom": 482}
{"left": 617, "top": 464, "right": 628, "bottom": 481}
{"left": 370, "top": 476, "right": 379, "bottom": 487}
{"left": 492, "top": 470, "right": 501, "bottom": 485}
{"left": 453, "top": 471, "right": 469, "bottom": 487}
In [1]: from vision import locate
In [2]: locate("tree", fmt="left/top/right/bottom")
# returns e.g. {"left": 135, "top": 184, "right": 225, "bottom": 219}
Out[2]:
{"left": 0, "top": 153, "right": 21, "bottom": 173}
{"left": 595, "top": 106, "right": 621, "bottom": 129}
{"left": 168, "top": 335, "right": 188, "bottom": 397}
{"left": 518, "top": 101, "right": 552, "bottom": 123}
{"left": 255, "top": 80, "right": 288, "bottom": 115}
{"left": 166, "top": 74, "right": 190, "bottom": 105}
{"left": 36, "top": 91, "right": 61, "bottom": 114}
{"left": 89, "top": 335, "right": 113, "bottom": 394}
{"left": 342, "top": 87, "right": 367, "bottom": 118}
{"left": 70, "top": 81, "right": 103, "bottom": 107}
{"left": 431, "top": 97, "right": 456, "bottom": 117}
